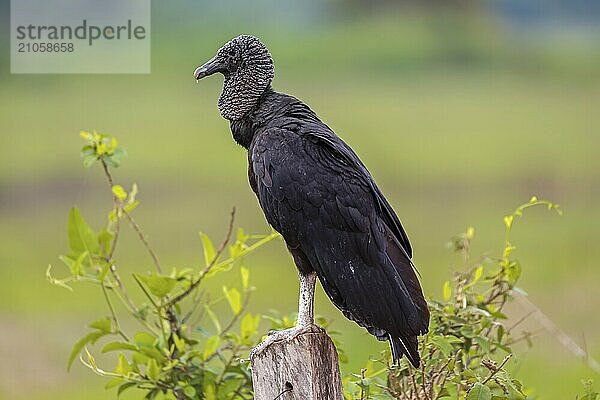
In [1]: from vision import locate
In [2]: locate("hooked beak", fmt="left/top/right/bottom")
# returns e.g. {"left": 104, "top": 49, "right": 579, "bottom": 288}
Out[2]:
{"left": 194, "top": 56, "right": 224, "bottom": 82}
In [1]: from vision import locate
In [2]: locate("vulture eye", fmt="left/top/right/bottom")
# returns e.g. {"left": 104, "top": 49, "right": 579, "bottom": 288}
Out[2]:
{"left": 225, "top": 49, "right": 241, "bottom": 71}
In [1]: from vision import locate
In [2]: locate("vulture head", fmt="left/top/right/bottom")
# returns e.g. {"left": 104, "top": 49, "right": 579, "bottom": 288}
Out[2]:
{"left": 194, "top": 35, "right": 274, "bottom": 121}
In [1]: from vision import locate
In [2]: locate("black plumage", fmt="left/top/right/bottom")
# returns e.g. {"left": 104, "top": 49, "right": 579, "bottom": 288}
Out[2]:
{"left": 194, "top": 35, "right": 429, "bottom": 367}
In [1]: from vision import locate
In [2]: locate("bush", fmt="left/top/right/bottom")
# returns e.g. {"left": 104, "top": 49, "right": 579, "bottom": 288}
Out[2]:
{"left": 48, "top": 131, "right": 279, "bottom": 399}
{"left": 343, "top": 198, "right": 562, "bottom": 400}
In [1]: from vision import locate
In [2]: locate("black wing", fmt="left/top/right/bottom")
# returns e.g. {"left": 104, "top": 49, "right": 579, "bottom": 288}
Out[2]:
{"left": 305, "top": 127, "right": 414, "bottom": 258}
{"left": 250, "top": 125, "right": 429, "bottom": 365}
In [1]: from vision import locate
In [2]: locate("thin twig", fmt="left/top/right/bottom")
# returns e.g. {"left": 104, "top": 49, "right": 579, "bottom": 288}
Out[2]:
{"left": 360, "top": 368, "right": 366, "bottom": 400}
{"left": 101, "top": 160, "right": 121, "bottom": 261}
{"left": 425, "top": 347, "right": 437, "bottom": 396}
{"left": 505, "top": 329, "right": 544, "bottom": 346}
{"left": 215, "top": 345, "right": 240, "bottom": 387}
{"left": 123, "top": 210, "right": 163, "bottom": 273}
{"left": 100, "top": 160, "right": 139, "bottom": 313}
{"left": 107, "top": 280, "right": 160, "bottom": 336}
{"left": 229, "top": 379, "right": 251, "bottom": 400}
{"left": 421, "top": 356, "right": 430, "bottom": 400}
{"left": 410, "top": 366, "right": 419, "bottom": 399}
{"left": 99, "top": 159, "right": 151, "bottom": 338}
{"left": 219, "top": 291, "right": 252, "bottom": 339}
{"left": 133, "top": 274, "right": 159, "bottom": 308}
{"left": 108, "top": 264, "right": 137, "bottom": 311}
{"left": 482, "top": 354, "right": 511, "bottom": 384}
{"left": 160, "top": 209, "right": 235, "bottom": 387}
{"left": 187, "top": 292, "right": 210, "bottom": 331}
{"left": 181, "top": 289, "right": 205, "bottom": 325}
{"left": 507, "top": 310, "right": 536, "bottom": 334}
{"left": 434, "top": 369, "right": 450, "bottom": 400}
{"left": 101, "top": 284, "right": 129, "bottom": 341}
{"left": 164, "top": 208, "right": 236, "bottom": 307}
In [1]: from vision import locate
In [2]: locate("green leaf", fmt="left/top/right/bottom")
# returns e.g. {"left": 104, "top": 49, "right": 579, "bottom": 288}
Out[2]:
{"left": 442, "top": 281, "right": 452, "bottom": 301}
{"left": 80, "top": 130, "right": 93, "bottom": 140}
{"left": 105, "top": 377, "right": 124, "bottom": 390}
{"left": 506, "top": 378, "right": 526, "bottom": 400}
{"left": 506, "top": 260, "right": 522, "bottom": 285}
{"left": 460, "top": 325, "right": 476, "bottom": 339}
{"left": 467, "top": 382, "right": 492, "bottom": 400}
{"left": 102, "top": 341, "right": 138, "bottom": 353}
{"left": 466, "top": 226, "right": 475, "bottom": 240}
{"left": 82, "top": 153, "right": 98, "bottom": 168}
{"left": 134, "top": 332, "right": 157, "bottom": 348}
{"left": 112, "top": 185, "right": 127, "bottom": 200}
{"left": 89, "top": 317, "right": 112, "bottom": 334}
{"left": 115, "top": 353, "right": 131, "bottom": 375}
{"left": 132, "top": 351, "right": 150, "bottom": 366}
{"left": 137, "top": 345, "right": 164, "bottom": 362}
{"left": 473, "top": 265, "right": 484, "bottom": 282}
{"left": 496, "top": 325, "right": 506, "bottom": 343}
{"left": 97, "top": 229, "right": 113, "bottom": 257}
{"left": 59, "top": 252, "right": 87, "bottom": 276}
{"left": 67, "top": 331, "right": 104, "bottom": 370}
{"left": 81, "top": 145, "right": 95, "bottom": 156}
{"left": 136, "top": 273, "right": 178, "bottom": 298}
{"left": 103, "top": 155, "right": 120, "bottom": 168}
{"left": 475, "top": 337, "right": 491, "bottom": 353}
{"left": 110, "top": 147, "right": 127, "bottom": 167}
{"left": 145, "top": 388, "right": 160, "bottom": 400}
{"left": 200, "top": 232, "right": 216, "bottom": 266}
{"left": 203, "top": 335, "right": 221, "bottom": 360}
{"left": 183, "top": 386, "right": 197, "bottom": 398}
{"left": 222, "top": 286, "right": 242, "bottom": 314}
{"left": 204, "top": 305, "right": 222, "bottom": 333}
{"left": 431, "top": 335, "right": 453, "bottom": 357}
{"left": 240, "top": 313, "right": 260, "bottom": 339}
{"left": 229, "top": 241, "right": 245, "bottom": 258}
{"left": 438, "top": 387, "right": 450, "bottom": 398}
{"left": 123, "top": 200, "right": 139, "bottom": 214}
{"left": 146, "top": 358, "right": 160, "bottom": 381}
{"left": 108, "top": 209, "right": 118, "bottom": 223}
{"left": 67, "top": 318, "right": 113, "bottom": 369}
{"left": 98, "top": 262, "right": 111, "bottom": 281}
{"left": 172, "top": 333, "right": 185, "bottom": 353}
{"left": 237, "top": 227, "right": 247, "bottom": 242}
{"left": 117, "top": 382, "right": 137, "bottom": 397}
{"left": 204, "top": 383, "right": 217, "bottom": 400}
{"left": 68, "top": 207, "right": 99, "bottom": 256}
{"left": 240, "top": 266, "right": 250, "bottom": 289}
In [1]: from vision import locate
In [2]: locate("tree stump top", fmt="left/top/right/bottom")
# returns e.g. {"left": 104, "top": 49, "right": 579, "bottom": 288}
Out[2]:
{"left": 250, "top": 326, "right": 344, "bottom": 400}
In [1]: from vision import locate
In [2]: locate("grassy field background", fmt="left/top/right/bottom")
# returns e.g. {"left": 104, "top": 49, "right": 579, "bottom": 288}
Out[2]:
{"left": 1, "top": 3, "right": 599, "bottom": 399}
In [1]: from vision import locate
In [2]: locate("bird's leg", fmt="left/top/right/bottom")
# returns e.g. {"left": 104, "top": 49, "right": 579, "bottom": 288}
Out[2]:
{"left": 250, "top": 272, "right": 320, "bottom": 358}
{"left": 296, "top": 271, "right": 317, "bottom": 328}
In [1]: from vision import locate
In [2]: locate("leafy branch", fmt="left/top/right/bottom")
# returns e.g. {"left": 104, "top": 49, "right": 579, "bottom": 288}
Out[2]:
{"left": 344, "top": 197, "right": 563, "bottom": 400}
{"left": 48, "top": 131, "right": 280, "bottom": 400}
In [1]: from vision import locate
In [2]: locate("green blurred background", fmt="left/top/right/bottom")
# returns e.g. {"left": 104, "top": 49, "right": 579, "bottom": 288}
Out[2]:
{"left": 1, "top": 0, "right": 599, "bottom": 398}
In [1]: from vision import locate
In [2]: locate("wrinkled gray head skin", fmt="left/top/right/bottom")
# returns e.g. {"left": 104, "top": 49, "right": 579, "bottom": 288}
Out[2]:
{"left": 194, "top": 35, "right": 274, "bottom": 121}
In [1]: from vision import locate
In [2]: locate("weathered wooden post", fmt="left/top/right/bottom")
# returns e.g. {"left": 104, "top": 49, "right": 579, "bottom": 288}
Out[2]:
{"left": 250, "top": 325, "right": 344, "bottom": 400}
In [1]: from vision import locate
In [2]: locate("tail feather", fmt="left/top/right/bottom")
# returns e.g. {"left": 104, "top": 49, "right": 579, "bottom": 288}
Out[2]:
{"left": 389, "top": 335, "right": 420, "bottom": 368}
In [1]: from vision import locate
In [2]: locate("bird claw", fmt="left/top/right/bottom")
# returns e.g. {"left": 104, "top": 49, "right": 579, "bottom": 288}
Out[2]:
{"left": 250, "top": 324, "right": 323, "bottom": 359}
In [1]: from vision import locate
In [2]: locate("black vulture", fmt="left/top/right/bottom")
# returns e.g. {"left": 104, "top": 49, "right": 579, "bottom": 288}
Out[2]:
{"left": 194, "top": 35, "right": 429, "bottom": 367}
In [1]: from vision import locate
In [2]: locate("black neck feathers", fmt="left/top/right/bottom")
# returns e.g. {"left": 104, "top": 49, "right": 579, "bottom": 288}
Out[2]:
{"left": 229, "top": 87, "right": 321, "bottom": 150}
